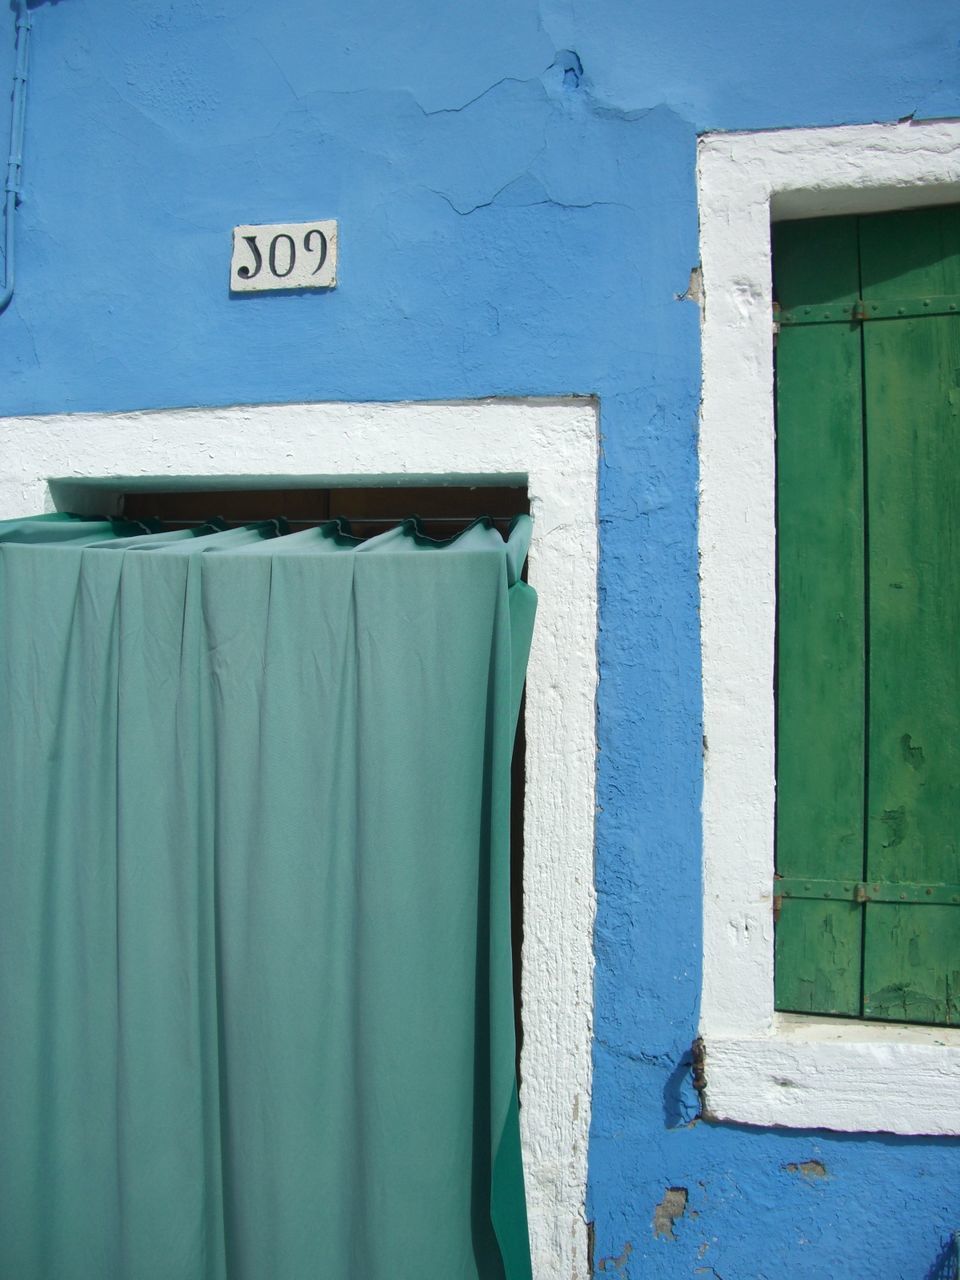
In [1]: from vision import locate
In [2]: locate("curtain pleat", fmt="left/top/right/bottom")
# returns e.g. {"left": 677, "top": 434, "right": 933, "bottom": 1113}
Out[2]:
{"left": 0, "top": 515, "right": 536, "bottom": 1280}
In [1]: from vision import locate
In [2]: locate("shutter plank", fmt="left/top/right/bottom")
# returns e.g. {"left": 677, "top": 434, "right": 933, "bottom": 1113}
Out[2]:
{"left": 861, "top": 206, "right": 960, "bottom": 1025}
{"left": 864, "top": 904, "right": 960, "bottom": 1025}
{"left": 860, "top": 205, "right": 960, "bottom": 301}
{"left": 773, "top": 218, "right": 865, "bottom": 1016}
{"left": 774, "top": 900, "right": 863, "bottom": 1016}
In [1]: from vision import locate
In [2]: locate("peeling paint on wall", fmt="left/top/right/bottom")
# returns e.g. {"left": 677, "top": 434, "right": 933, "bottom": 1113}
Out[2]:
{"left": 784, "top": 1161, "right": 828, "bottom": 1180}
{"left": 597, "top": 1240, "right": 633, "bottom": 1274}
{"left": 652, "top": 1187, "right": 688, "bottom": 1239}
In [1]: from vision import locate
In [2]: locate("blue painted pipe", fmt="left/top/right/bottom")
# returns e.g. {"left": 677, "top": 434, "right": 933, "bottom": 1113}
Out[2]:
{"left": 0, "top": 0, "right": 32, "bottom": 316}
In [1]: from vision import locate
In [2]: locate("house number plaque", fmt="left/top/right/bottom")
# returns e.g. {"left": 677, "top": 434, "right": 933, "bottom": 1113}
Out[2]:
{"left": 230, "top": 220, "right": 338, "bottom": 292}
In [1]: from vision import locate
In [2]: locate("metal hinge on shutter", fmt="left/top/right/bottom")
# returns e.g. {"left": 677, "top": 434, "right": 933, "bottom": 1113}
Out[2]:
{"left": 774, "top": 877, "right": 960, "bottom": 905}
{"left": 775, "top": 294, "right": 960, "bottom": 327}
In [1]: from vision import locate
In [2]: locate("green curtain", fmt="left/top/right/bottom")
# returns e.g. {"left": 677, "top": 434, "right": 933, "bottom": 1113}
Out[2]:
{"left": 0, "top": 513, "right": 536, "bottom": 1280}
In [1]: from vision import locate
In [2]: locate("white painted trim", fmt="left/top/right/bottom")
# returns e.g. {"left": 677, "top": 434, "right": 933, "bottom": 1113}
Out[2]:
{"left": 708, "top": 1017, "right": 960, "bottom": 1135}
{"left": 697, "top": 120, "right": 960, "bottom": 1135}
{"left": 0, "top": 397, "right": 599, "bottom": 1277}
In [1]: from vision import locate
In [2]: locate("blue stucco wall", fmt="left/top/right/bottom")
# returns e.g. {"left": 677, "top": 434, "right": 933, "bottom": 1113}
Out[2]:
{"left": 2, "top": 2, "right": 960, "bottom": 1276}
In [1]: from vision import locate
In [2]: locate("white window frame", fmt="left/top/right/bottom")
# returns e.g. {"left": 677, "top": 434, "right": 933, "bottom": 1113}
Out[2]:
{"left": 697, "top": 120, "right": 960, "bottom": 1135}
{"left": 0, "top": 397, "right": 599, "bottom": 1279}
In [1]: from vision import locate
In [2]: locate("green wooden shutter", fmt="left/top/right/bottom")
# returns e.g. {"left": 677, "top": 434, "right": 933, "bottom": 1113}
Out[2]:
{"left": 859, "top": 207, "right": 960, "bottom": 1023}
{"left": 773, "top": 205, "right": 960, "bottom": 1025}
{"left": 773, "top": 217, "right": 866, "bottom": 1016}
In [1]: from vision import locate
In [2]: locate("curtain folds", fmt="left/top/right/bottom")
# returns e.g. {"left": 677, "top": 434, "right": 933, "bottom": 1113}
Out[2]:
{"left": 0, "top": 513, "right": 536, "bottom": 1280}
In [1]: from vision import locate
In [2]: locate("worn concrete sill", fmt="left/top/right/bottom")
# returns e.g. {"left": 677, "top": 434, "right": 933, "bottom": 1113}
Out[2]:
{"left": 702, "top": 1016, "right": 960, "bottom": 1135}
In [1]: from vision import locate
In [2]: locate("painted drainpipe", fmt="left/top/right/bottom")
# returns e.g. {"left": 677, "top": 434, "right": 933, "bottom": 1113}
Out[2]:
{"left": 1, "top": 0, "right": 32, "bottom": 316}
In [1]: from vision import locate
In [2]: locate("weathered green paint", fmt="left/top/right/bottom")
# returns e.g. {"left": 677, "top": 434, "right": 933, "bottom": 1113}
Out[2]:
{"left": 773, "top": 216, "right": 861, "bottom": 310}
{"left": 859, "top": 205, "right": 960, "bottom": 300}
{"left": 774, "top": 899, "right": 863, "bottom": 1015}
{"left": 772, "top": 206, "right": 960, "bottom": 1026}
{"left": 864, "top": 904, "right": 960, "bottom": 1024}
{"left": 861, "top": 205, "right": 960, "bottom": 1024}
{"left": 773, "top": 218, "right": 864, "bottom": 1017}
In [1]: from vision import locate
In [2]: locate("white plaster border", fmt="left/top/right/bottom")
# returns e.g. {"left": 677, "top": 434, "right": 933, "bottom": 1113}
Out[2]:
{"left": 697, "top": 120, "right": 960, "bottom": 1134}
{"left": 0, "top": 397, "right": 598, "bottom": 1277}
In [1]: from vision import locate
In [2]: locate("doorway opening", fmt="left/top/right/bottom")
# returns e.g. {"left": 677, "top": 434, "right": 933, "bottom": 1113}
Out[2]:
{"left": 10, "top": 395, "right": 598, "bottom": 1276}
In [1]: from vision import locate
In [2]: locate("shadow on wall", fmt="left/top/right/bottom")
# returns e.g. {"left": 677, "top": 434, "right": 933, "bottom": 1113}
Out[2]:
{"left": 3, "top": 0, "right": 69, "bottom": 19}
{"left": 926, "top": 1235, "right": 960, "bottom": 1280}
{"left": 662, "top": 1048, "right": 701, "bottom": 1129}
